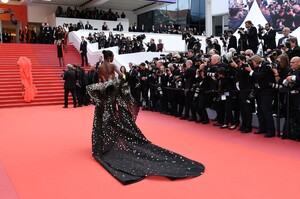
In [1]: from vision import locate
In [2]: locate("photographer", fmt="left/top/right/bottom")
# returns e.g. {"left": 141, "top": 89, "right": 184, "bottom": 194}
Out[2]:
{"left": 193, "top": 68, "right": 209, "bottom": 124}
{"left": 277, "top": 27, "right": 292, "bottom": 48}
{"left": 180, "top": 60, "right": 197, "bottom": 121}
{"left": 238, "top": 21, "right": 259, "bottom": 53}
{"left": 227, "top": 29, "right": 237, "bottom": 51}
{"left": 146, "top": 38, "right": 156, "bottom": 52}
{"left": 258, "top": 23, "right": 276, "bottom": 52}
{"left": 286, "top": 37, "right": 300, "bottom": 60}
{"left": 244, "top": 55, "right": 276, "bottom": 138}
{"left": 230, "top": 55, "right": 254, "bottom": 133}
{"left": 138, "top": 63, "right": 150, "bottom": 109}
{"left": 186, "top": 31, "right": 196, "bottom": 51}
{"left": 62, "top": 64, "right": 77, "bottom": 108}
{"left": 212, "top": 39, "right": 221, "bottom": 55}
{"left": 282, "top": 56, "right": 300, "bottom": 139}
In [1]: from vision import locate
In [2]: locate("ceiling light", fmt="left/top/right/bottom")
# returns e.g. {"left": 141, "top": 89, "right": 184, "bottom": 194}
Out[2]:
{"left": 1, "top": 0, "right": 9, "bottom": 3}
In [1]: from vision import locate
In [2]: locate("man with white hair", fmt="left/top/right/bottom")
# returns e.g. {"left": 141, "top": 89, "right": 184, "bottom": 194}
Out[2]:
{"left": 282, "top": 56, "right": 300, "bottom": 139}
{"left": 277, "top": 27, "right": 292, "bottom": 48}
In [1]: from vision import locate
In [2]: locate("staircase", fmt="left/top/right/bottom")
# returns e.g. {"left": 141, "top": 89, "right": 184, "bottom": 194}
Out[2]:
{"left": 0, "top": 44, "right": 82, "bottom": 108}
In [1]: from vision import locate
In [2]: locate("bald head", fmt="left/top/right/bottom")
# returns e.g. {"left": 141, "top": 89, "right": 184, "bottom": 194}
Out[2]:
{"left": 211, "top": 54, "right": 221, "bottom": 65}
{"left": 290, "top": 56, "right": 300, "bottom": 70}
{"left": 185, "top": 60, "right": 193, "bottom": 68}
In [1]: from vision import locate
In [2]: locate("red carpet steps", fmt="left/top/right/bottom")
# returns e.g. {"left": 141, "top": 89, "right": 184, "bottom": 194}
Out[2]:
{"left": 0, "top": 44, "right": 82, "bottom": 108}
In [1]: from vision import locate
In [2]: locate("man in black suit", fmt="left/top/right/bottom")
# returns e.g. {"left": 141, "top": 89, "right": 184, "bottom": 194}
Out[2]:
{"left": 79, "top": 36, "right": 88, "bottom": 67}
{"left": 227, "top": 29, "right": 237, "bottom": 51}
{"left": 282, "top": 56, "right": 300, "bottom": 139}
{"left": 85, "top": 21, "right": 93, "bottom": 30}
{"left": 116, "top": 22, "right": 123, "bottom": 31}
{"left": 244, "top": 20, "right": 259, "bottom": 54}
{"left": 30, "top": 27, "right": 37, "bottom": 43}
{"left": 232, "top": 55, "right": 254, "bottom": 133}
{"left": 180, "top": 59, "right": 197, "bottom": 121}
{"left": 77, "top": 20, "right": 84, "bottom": 30}
{"left": 146, "top": 38, "right": 156, "bottom": 52}
{"left": 277, "top": 27, "right": 291, "bottom": 48}
{"left": 245, "top": 55, "right": 276, "bottom": 138}
{"left": 287, "top": 37, "right": 300, "bottom": 60}
{"left": 63, "top": 64, "right": 77, "bottom": 108}
{"left": 258, "top": 23, "right": 276, "bottom": 52}
{"left": 95, "top": 55, "right": 103, "bottom": 70}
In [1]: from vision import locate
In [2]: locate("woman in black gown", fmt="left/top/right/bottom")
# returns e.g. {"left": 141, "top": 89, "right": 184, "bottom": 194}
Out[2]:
{"left": 86, "top": 50, "right": 205, "bottom": 185}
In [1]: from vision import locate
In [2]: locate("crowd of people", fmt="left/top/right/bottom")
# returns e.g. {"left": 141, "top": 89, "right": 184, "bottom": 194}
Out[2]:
{"left": 55, "top": 6, "right": 126, "bottom": 21}
{"left": 229, "top": 0, "right": 300, "bottom": 32}
{"left": 112, "top": 21, "right": 300, "bottom": 141}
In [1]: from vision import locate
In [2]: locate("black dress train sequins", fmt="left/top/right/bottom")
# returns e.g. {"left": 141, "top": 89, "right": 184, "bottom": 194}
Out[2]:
{"left": 87, "top": 79, "right": 205, "bottom": 185}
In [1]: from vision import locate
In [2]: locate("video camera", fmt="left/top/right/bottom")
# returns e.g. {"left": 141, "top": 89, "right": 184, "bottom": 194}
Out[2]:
{"left": 136, "top": 34, "right": 146, "bottom": 41}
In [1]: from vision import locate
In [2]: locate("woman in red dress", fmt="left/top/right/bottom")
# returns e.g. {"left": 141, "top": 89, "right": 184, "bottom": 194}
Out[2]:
{"left": 17, "top": 57, "right": 37, "bottom": 102}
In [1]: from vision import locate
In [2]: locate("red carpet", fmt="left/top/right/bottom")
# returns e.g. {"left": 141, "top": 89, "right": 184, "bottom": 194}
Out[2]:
{"left": 1, "top": 106, "right": 300, "bottom": 199}
{"left": 0, "top": 44, "right": 82, "bottom": 108}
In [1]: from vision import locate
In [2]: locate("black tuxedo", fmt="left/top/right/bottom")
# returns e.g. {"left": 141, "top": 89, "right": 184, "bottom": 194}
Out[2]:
{"left": 80, "top": 40, "right": 88, "bottom": 66}
{"left": 77, "top": 22, "right": 84, "bottom": 30}
{"left": 63, "top": 69, "right": 77, "bottom": 107}
{"left": 85, "top": 24, "right": 93, "bottom": 30}
{"left": 116, "top": 24, "right": 123, "bottom": 31}
{"left": 183, "top": 65, "right": 196, "bottom": 119}
{"left": 259, "top": 28, "right": 276, "bottom": 51}
{"left": 288, "top": 46, "right": 300, "bottom": 60}
{"left": 251, "top": 61, "right": 276, "bottom": 136}
{"left": 102, "top": 25, "right": 108, "bottom": 31}
{"left": 277, "top": 35, "right": 291, "bottom": 48}
{"left": 146, "top": 43, "right": 156, "bottom": 52}
{"left": 30, "top": 30, "right": 37, "bottom": 43}
{"left": 227, "top": 35, "right": 237, "bottom": 51}
{"left": 246, "top": 26, "right": 259, "bottom": 53}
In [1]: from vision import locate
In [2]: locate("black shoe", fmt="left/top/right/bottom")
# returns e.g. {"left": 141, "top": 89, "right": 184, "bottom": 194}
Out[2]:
{"left": 264, "top": 134, "right": 275, "bottom": 138}
{"left": 202, "top": 120, "right": 209, "bottom": 124}
{"left": 188, "top": 118, "right": 196, "bottom": 122}
{"left": 213, "top": 123, "right": 222, "bottom": 126}
{"left": 238, "top": 127, "right": 245, "bottom": 131}
{"left": 180, "top": 116, "right": 188, "bottom": 120}
{"left": 73, "top": 105, "right": 77, "bottom": 108}
{"left": 241, "top": 129, "right": 252, "bottom": 133}
{"left": 254, "top": 130, "right": 265, "bottom": 134}
{"left": 77, "top": 105, "right": 83, "bottom": 107}
{"left": 196, "top": 119, "right": 203, "bottom": 123}
{"left": 63, "top": 106, "right": 68, "bottom": 108}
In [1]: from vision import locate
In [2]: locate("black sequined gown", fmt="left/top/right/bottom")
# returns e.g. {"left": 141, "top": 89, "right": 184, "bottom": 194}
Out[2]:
{"left": 87, "top": 79, "right": 205, "bottom": 185}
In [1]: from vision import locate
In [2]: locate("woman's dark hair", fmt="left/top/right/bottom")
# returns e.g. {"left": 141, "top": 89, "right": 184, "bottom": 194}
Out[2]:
{"left": 102, "top": 50, "right": 114, "bottom": 60}
{"left": 120, "top": 66, "right": 126, "bottom": 73}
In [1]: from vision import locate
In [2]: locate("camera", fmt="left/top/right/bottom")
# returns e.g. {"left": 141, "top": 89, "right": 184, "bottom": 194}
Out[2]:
{"left": 258, "top": 24, "right": 265, "bottom": 33}
{"left": 238, "top": 27, "right": 245, "bottom": 34}
{"left": 136, "top": 34, "right": 146, "bottom": 41}
{"left": 271, "top": 60, "right": 280, "bottom": 69}
{"left": 269, "top": 83, "right": 282, "bottom": 89}
{"left": 175, "top": 78, "right": 183, "bottom": 89}
{"left": 206, "top": 72, "right": 217, "bottom": 77}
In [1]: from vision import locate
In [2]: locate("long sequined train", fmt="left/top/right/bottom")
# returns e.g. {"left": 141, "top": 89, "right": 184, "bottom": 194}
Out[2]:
{"left": 87, "top": 79, "right": 205, "bottom": 185}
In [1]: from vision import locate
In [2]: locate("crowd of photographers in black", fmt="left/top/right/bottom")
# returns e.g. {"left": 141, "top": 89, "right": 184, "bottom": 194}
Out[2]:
{"left": 124, "top": 21, "right": 300, "bottom": 141}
